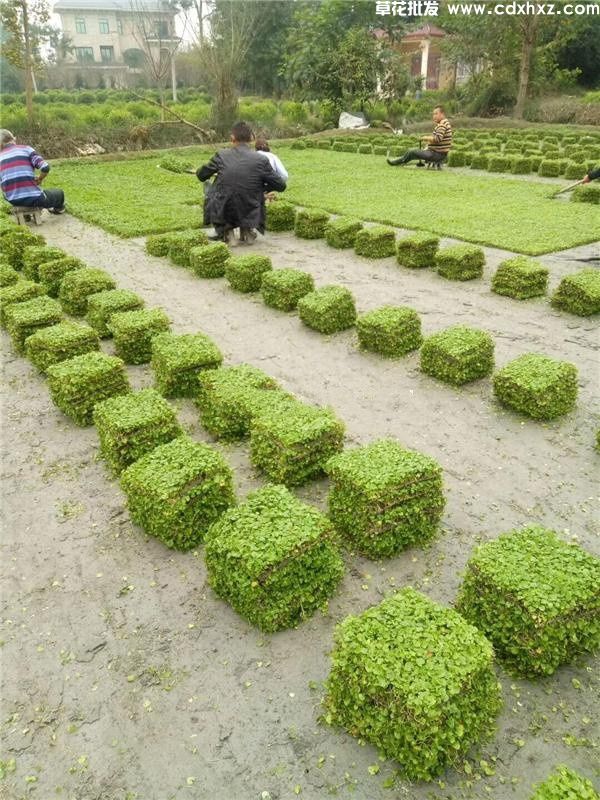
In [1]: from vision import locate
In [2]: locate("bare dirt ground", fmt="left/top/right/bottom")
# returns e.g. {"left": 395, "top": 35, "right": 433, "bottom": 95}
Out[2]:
{"left": 1, "top": 214, "right": 599, "bottom": 800}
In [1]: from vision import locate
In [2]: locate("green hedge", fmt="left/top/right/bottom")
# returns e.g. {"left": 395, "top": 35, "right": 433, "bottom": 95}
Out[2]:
{"left": 59, "top": 268, "right": 116, "bottom": 316}
{"left": 298, "top": 285, "right": 357, "bottom": 334}
{"left": 5, "top": 295, "right": 63, "bottom": 353}
{"left": 493, "top": 353, "right": 578, "bottom": 420}
{"left": 109, "top": 307, "right": 170, "bottom": 364}
{"left": 120, "top": 435, "right": 235, "bottom": 550}
{"left": 0, "top": 227, "right": 44, "bottom": 270}
{"left": 396, "top": 231, "right": 439, "bottom": 269}
{"left": 326, "top": 439, "right": 444, "bottom": 558}
{"left": 86, "top": 288, "right": 144, "bottom": 337}
{"left": 189, "top": 241, "right": 230, "bottom": 278}
{"left": 0, "top": 280, "right": 44, "bottom": 325}
{"left": 225, "top": 254, "right": 272, "bottom": 293}
{"left": 551, "top": 269, "right": 600, "bottom": 316}
{"left": 151, "top": 331, "right": 222, "bottom": 397}
{"left": 421, "top": 326, "right": 495, "bottom": 386}
{"left": 94, "top": 387, "right": 182, "bottom": 475}
{"left": 356, "top": 306, "right": 422, "bottom": 358}
{"left": 38, "top": 256, "right": 86, "bottom": 297}
{"left": 354, "top": 225, "right": 396, "bottom": 258}
{"left": 457, "top": 526, "right": 600, "bottom": 677}
{"left": 25, "top": 321, "right": 100, "bottom": 373}
{"left": 571, "top": 183, "right": 600, "bottom": 204}
{"left": 295, "top": 208, "right": 330, "bottom": 239}
{"left": 491, "top": 256, "right": 549, "bottom": 300}
{"left": 265, "top": 200, "right": 296, "bottom": 232}
{"left": 435, "top": 244, "right": 485, "bottom": 281}
{"left": 529, "top": 766, "right": 599, "bottom": 800}
{"left": 250, "top": 402, "right": 345, "bottom": 486}
{"left": 47, "top": 350, "right": 130, "bottom": 426}
{"left": 145, "top": 231, "right": 180, "bottom": 257}
{"left": 324, "top": 217, "right": 363, "bottom": 249}
{"left": 260, "top": 268, "right": 315, "bottom": 311}
{"left": 324, "top": 588, "right": 502, "bottom": 781}
{"left": 0, "top": 263, "right": 20, "bottom": 287}
{"left": 168, "top": 230, "right": 210, "bottom": 267}
{"left": 204, "top": 484, "right": 344, "bottom": 632}
{"left": 22, "top": 246, "right": 66, "bottom": 282}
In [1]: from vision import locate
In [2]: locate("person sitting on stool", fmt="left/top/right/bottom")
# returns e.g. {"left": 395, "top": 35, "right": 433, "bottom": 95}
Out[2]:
{"left": 0, "top": 129, "right": 66, "bottom": 214}
{"left": 387, "top": 106, "right": 452, "bottom": 168}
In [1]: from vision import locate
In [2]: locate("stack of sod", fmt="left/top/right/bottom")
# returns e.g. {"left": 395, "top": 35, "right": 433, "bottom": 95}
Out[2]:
{"left": 294, "top": 208, "right": 330, "bottom": 239}
{"left": 510, "top": 156, "right": 532, "bottom": 174}
{"left": 420, "top": 326, "right": 495, "bottom": 385}
{"left": 456, "top": 526, "right": 600, "bottom": 677}
{"left": 493, "top": 353, "right": 578, "bottom": 420}
{"left": 0, "top": 281, "right": 44, "bottom": 325}
{"left": 529, "top": 766, "right": 599, "bottom": 800}
{"left": 86, "top": 289, "right": 145, "bottom": 337}
{"left": 47, "top": 351, "right": 130, "bottom": 426}
{"left": 564, "top": 162, "right": 586, "bottom": 180}
{"left": 491, "top": 256, "right": 549, "bottom": 300}
{"left": 0, "top": 263, "right": 20, "bottom": 287}
{"left": 324, "top": 217, "right": 363, "bottom": 249}
{"left": 120, "top": 435, "right": 235, "bottom": 550}
{"left": 108, "top": 307, "right": 170, "bottom": 364}
{"left": 4, "top": 296, "right": 63, "bottom": 353}
{"left": 250, "top": 401, "right": 345, "bottom": 486}
{"left": 470, "top": 154, "right": 489, "bottom": 170}
{"left": 168, "top": 230, "right": 209, "bottom": 266}
{"left": 324, "top": 588, "right": 502, "bottom": 781}
{"left": 197, "top": 364, "right": 288, "bottom": 440}
{"left": 396, "top": 232, "right": 439, "bottom": 268}
{"left": 538, "top": 159, "right": 562, "bottom": 177}
{"left": 551, "top": 269, "right": 600, "bottom": 316}
{"left": 22, "top": 246, "right": 66, "bottom": 281}
{"left": 435, "top": 244, "right": 485, "bottom": 281}
{"left": 571, "top": 183, "right": 600, "bottom": 204}
{"left": 356, "top": 306, "right": 422, "bottom": 358}
{"left": 326, "top": 439, "right": 444, "bottom": 557}
{"left": 298, "top": 285, "right": 357, "bottom": 334}
{"left": 204, "top": 484, "right": 344, "bottom": 632}
{"left": 354, "top": 226, "right": 396, "bottom": 258}
{"left": 225, "top": 255, "right": 272, "bottom": 293}
{"left": 59, "top": 268, "right": 116, "bottom": 316}
{"left": 0, "top": 227, "right": 45, "bottom": 270}
{"left": 189, "top": 242, "right": 230, "bottom": 278}
{"left": 38, "top": 256, "right": 86, "bottom": 297}
{"left": 151, "top": 331, "right": 223, "bottom": 397}
{"left": 266, "top": 201, "right": 296, "bottom": 232}
{"left": 145, "top": 231, "right": 180, "bottom": 257}
{"left": 93, "top": 388, "right": 183, "bottom": 475}
{"left": 260, "top": 268, "right": 315, "bottom": 311}
{"left": 25, "top": 322, "right": 100, "bottom": 372}
{"left": 488, "top": 155, "right": 512, "bottom": 172}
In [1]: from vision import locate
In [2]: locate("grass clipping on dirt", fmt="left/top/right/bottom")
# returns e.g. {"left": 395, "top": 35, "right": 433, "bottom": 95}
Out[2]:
{"left": 324, "top": 588, "right": 502, "bottom": 781}
{"left": 86, "top": 288, "right": 145, "bottom": 337}
{"left": 120, "top": 435, "right": 235, "bottom": 551}
{"left": 551, "top": 269, "right": 600, "bottom": 316}
{"left": 491, "top": 256, "right": 549, "bottom": 300}
{"left": 5, "top": 296, "right": 63, "bottom": 354}
{"left": 421, "top": 326, "right": 495, "bottom": 386}
{"left": 25, "top": 321, "right": 100, "bottom": 372}
{"left": 59, "top": 268, "right": 116, "bottom": 316}
{"left": 529, "top": 765, "right": 600, "bottom": 799}
{"left": 109, "top": 307, "right": 170, "bottom": 364}
{"left": 456, "top": 526, "right": 600, "bottom": 677}
{"left": 204, "top": 484, "right": 344, "bottom": 632}
{"left": 357, "top": 306, "right": 422, "bottom": 358}
{"left": 151, "top": 331, "right": 223, "bottom": 397}
{"left": 261, "top": 268, "right": 315, "bottom": 311}
{"left": 493, "top": 353, "right": 578, "bottom": 419}
{"left": 298, "top": 285, "right": 357, "bottom": 334}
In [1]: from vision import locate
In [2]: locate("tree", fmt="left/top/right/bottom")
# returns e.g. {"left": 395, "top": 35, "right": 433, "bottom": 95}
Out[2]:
{"left": 239, "top": 1, "right": 295, "bottom": 96}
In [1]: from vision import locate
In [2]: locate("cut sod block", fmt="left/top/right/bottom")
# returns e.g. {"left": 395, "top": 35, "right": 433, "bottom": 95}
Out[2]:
{"left": 493, "top": 353, "right": 578, "bottom": 420}
{"left": 435, "top": 244, "right": 485, "bottom": 281}
{"left": 0, "top": 281, "right": 45, "bottom": 326}
{"left": 0, "top": 227, "right": 45, "bottom": 270}
{"left": 324, "top": 588, "right": 502, "bottom": 781}
{"left": 571, "top": 183, "right": 600, "bottom": 204}
{"left": 59, "top": 268, "right": 116, "bottom": 316}
{"left": 529, "top": 766, "right": 600, "bottom": 800}
{"left": 120, "top": 435, "right": 235, "bottom": 550}
{"left": 420, "top": 326, "right": 495, "bottom": 386}
{"left": 551, "top": 269, "right": 600, "bottom": 316}
{"left": 356, "top": 306, "right": 422, "bottom": 358}
{"left": 354, "top": 225, "right": 397, "bottom": 258}
{"left": 167, "top": 230, "right": 209, "bottom": 266}
{"left": 326, "top": 439, "right": 445, "bottom": 558}
{"left": 396, "top": 231, "right": 439, "bottom": 268}
{"left": 25, "top": 321, "right": 100, "bottom": 373}
{"left": 0, "top": 263, "right": 20, "bottom": 287}
{"left": 457, "top": 526, "right": 600, "bottom": 677}
{"left": 325, "top": 217, "right": 363, "bottom": 249}
{"left": 225, "top": 255, "right": 272, "bottom": 293}
{"left": 294, "top": 208, "right": 330, "bottom": 239}
{"left": 491, "top": 256, "right": 549, "bottom": 300}
{"left": 266, "top": 201, "right": 296, "bottom": 232}
{"left": 189, "top": 242, "right": 230, "bottom": 278}
{"left": 22, "top": 246, "right": 66, "bottom": 282}
{"left": 5, "top": 296, "right": 63, "bottom": 353}
{"left": 145, "top": 231, "right": 181, "bottom": 257}
{"left": 204, "top": 484, "right": 344, "bottom": 632}
{"left": 109, "top": 308, "right": 170, "bottom": 364}
{"left": 298, "top": 285, "right": 357, "bottom": 334}
{"left": 260, "top": 268, "right": 314, "bottom": 311}
{"left": 86, "top": 289, "right": 145, "bottom": 337}
{"left": 38, "top": 256, "right": 86, "bottom": 297}
{"left": 151, "top": 331, "right": 223, "bottom": 397}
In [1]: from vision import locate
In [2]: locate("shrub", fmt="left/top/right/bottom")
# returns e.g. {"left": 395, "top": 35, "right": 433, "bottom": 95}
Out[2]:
{"left": 551, "top": 269, "right": 600, "bottom": 316}
{"left": 326, "top": 440, "right": 444, "bottom": 558}
{"left": 325, "top": 217, "right": 363, "bottom": 249}
{"left": 260, "top": 268, "right": 315, "bottom": 312}
{"left": 491, "top": 256, "right": 549, "bottom": 300}
{"left": 158, "top": 155, "right": 193, "bottom": 173}
{"left": 25, "top": 321, "right": 100, "bottom": 372}
{"left": 0, "top": 280, "right": 44, "bottom": 326}
{"left": 59, "top": 268, "right": 116, "bottom": 316}
{"left": 457, "top": 526, "right": 600, "bottom": 677}
{"left": 189, "top": 242, "right": 230, "bottom": 278}
{"left": 435, "top": 244, "right": 485, "bottom": 281}
{"left": 4, "top": 296, "right": 63, "bottom": 353}
{"left": 0, "top": 227, "right": 45, "bottom": 270}
{"left": 354, "top": 225, "right": 396, "bottom": 258}
{"left": 298, "top": 285, "right": 357, "bottom": 334}
{"left": 571, "top": 183, "right": 600, "bottom": 204}
{"left": 356, "top": 306, "right": 422, "bottom": 358}
{"left": 47, "top": 351, "right": 130, "bottom": 426}
{"left": 145, "top": 231, "right": 181, "bottom": 257}
{"left": 169, "top": 230, "right": 210, "bottom": 267}
{"left": 324, "top": 588, "right": 502, "bottom": 781}
{"left": 487, "top": 155, "right": 512, "bottom": 173}
{"left": 94, "top": 388, "right": 182, "bottom": 475}
{"left": 0, "top": 263, "right": 19, "bottom": 287}
{"left": 120, "top": 435, "right": 235, "bottom": 550}
{"left": 421, "top": 326, "right": 495, "bottom": 386}
{"left": 38, "top": 256, "right": 86, "bottom": 297}
{"left": 205, "top": 484, "right": 344, "bottom": 631}
{"left": 529, "top": 765, "right": 599, "bottom": 800}
{"left": 109, "top": 307, "right": 170, "bottom": 364}
{"left": 469, "top": 154, "right": 489, "bottom": 170}
{"left": 151, "top": 331, "right": 222, "bottom": 397}
{"left": 86, "top": 289, "right": 144, "bottom": 337}
{"left": 22, "top": 246, "right": 66, "bottom": 281}
{"left": 493, "top": 353, "right": 578, "bottom": 420}
{"left": 294, "top": 208, "right": 330, "bottom": 239}
{"left": 510, "top": 156, "right": 532, "bottom": 174}
{"left": 538, "top": 159, "right": 562, "bottom": 177}
{"left": 250, "top": 402, "right": 345, "bottom": 486}
{"left": 225, "top": 254, "right": 272, "bottom": 293}
{"left": 266, "top": 201, "right": 296, "bottom": 232}
{"left": 396, "top": 231, "right": 439, "bottom": 268}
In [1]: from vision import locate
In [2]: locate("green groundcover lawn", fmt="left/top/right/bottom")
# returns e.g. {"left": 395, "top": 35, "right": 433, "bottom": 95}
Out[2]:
{"left": 48, "top": 148, "right": 599, "bottom": 255}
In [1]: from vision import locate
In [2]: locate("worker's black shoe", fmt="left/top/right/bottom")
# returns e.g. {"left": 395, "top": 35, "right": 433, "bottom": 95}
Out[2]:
{"left": 387, "top": 156, "right": 407, "bottom": 166}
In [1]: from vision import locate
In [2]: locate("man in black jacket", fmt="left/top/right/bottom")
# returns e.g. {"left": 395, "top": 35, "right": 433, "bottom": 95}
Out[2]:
{"left": 197, "top": 121, "right": 286, "bottom": 244}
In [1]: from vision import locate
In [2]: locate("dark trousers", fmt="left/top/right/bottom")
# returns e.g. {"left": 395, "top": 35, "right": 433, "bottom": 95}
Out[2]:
{"left": 14, "top": 189, "right": 65, "bottom": 210}
{"left": 394, "top": 149, "right": 447, "bottom": 165}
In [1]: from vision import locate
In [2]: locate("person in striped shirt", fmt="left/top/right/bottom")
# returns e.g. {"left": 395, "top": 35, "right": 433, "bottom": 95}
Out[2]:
{"left": 0, "top": 129, "right": 65, "bottom": 214}
{"left": 387, "top": 106, "right": 452, "bottom": 168}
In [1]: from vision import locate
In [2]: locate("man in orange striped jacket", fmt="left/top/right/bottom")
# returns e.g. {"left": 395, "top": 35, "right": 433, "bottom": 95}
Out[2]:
{"left": 387, "top": 106, "right": 452, "bottom": 168}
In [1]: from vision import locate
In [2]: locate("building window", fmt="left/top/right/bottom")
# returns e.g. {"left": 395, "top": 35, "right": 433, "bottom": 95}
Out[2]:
{"left": 117, "top": 18, "right": 123, "bottom": 34}
{"left": 100, "top": 45, "right": 115, "bottom": 62}
{"left": 75, "top": 18, "right": 86, "bottom": 33}
{"left": 75, "top": 46, "right": 94, "bottom": 63}
{"left": 99, "top": 18, "right": 109, "bottom": 34}
{"left": 155, "top": 19, "right": 170, "bottom": 38}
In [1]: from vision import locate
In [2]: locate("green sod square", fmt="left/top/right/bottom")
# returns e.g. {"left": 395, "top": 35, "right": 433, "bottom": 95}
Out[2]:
{"left": 0, "top": 227, "right": 45, "bottom": 270}
{"left": 356, "top": 306, "right": 422, "bottom": 358}
{"left": 491, "top": 256, "right": 549, "bottom": 300}
{"left": 168, "top": 230, "right": 210, "bottom": 267}
{"left": 294, "top": 208, "right": 330, "bottom": 239}
{"left": 189, "top": 242, "right": 230, "bottom": 278}
{"left": 260, "top": 268, "right": 315, "bottom": 311}
{"left": 298, "top": 285, "right": 357, "bottom": 334}
{"left": 145, "top": 231, "right": 181, "bottom": 257}
{"left": 85, "top": 289, "right": 145, "bottom": 337}
{"left": 22, "top": 246, "right": 66, "bottom": 282}
{"left": 151, "top": 331, "right": 223, "bottom": 397}
{"left": 59, "top": 268, "right": 116, "bottom": 316}
{"left": 420, "top": 326, "right": 495, "bottom": 386}
{"left": 435, "top": 244, "right": 485, "bottom": 281}
{"left": 109, "top": 308, "right": 170, "bottom": 364}
{"left": 266, "top": 201, "right": 296, "bottom": 232}
{"left": 572, "top": 183, "right": 600, "bottom": 204}
{"left": 25, "top": 321, "right": 100, "bottom": 372}
{"left": 493, "top": 353, "right": 578, "bottom": 420}
{"left": 354, "top": 225, "right": 396, "bottom": 258}
{"left": 225, "top": 255, "right": 273, "bottom": 293}
{"left": 396, "top": 232, "right": 439, "bottom": 268}
{"left": 5, "top": 296, "right": 63, "bottom": 353}
{"left": 0, "top": 281, "right": 45, "bottom": 326}
{"left": 325, "top": 217, "right": 363, "bottom": 249}
{"left": 38, "top": 256, "right": 86, "bottom": 297}
{"left": 0, "top": 263, "right": 20, "bottom": 288}
{"left": 551, "top": 269, "right": 600, "bottom": 316}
